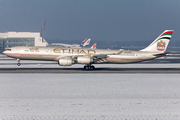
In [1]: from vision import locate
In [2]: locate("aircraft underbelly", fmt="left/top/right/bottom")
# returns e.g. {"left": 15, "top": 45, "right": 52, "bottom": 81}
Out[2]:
{"left": 20, "top": 56, "right": 55, "bottom": 61}
{"left": 106, "top": 57, "right": 145, "bottom": 63}
{"left": 9, "top": 54, "right": 56, "bottom": 61}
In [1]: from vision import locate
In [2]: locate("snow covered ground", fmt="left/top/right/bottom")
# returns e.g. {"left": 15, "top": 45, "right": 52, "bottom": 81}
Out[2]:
{"left": 0, "top": 74, "right": 180, "bottom": 119}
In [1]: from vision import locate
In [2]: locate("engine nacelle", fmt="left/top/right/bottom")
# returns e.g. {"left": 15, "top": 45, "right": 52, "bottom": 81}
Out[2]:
{"left": 59, "top": 58, "right": 74, "bottom": 66}
{"left": 77, "top": 56, "right": 93, "bottom": 64}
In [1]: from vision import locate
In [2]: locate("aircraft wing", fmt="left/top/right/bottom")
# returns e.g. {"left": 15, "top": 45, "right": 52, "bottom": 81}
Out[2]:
{"left": 92, "top": 49, "right": 124, "bottom": 63}
{"left": 70, "top": 49, "right": 124, "bottom": 63}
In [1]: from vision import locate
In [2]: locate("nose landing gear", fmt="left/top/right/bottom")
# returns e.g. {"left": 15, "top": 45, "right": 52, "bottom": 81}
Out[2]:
{"left": 84, "top": 64, "right": 95, "bottom": 70}
{"left": 17, "top": 59, "right": 21, "bottom": 66}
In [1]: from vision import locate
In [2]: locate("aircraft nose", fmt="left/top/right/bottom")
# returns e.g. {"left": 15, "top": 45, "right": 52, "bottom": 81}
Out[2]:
{"left": 3, "top": 51, "right": 7, "bottom": 55}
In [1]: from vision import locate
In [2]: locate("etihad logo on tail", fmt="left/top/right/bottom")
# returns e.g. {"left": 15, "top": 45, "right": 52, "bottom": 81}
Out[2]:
{"left": 156, "top": 30, "right": 173, "bottom": 51}
{"left": 157, "top": 40, "right": 165, "bottom": 51}
{"left": 159, "top": 30, "right": 173, "bottom": 39}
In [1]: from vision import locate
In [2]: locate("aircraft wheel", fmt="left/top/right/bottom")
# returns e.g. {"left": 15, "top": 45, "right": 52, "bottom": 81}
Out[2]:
{"left": 84, "top": 65, "right": 95, "bottom": 70}
{"left": 17, "top": 63, "right": 21, "bottom": 66}
{"left": 84, "top": 66, "right": 86, "bottom": 69}
{"left": 86, "top": 66, "right": 90, "bottom": 70}
{"left": 84, "top": 66, "right": 89, "bottom": 70}
{"left": 90, "top": 66, "right": 95, "bottom": 69}
{"left": 17, "top": 59, "right": 21, "bottom": 66}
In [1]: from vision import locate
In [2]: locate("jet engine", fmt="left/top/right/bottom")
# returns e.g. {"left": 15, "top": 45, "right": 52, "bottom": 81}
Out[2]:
{"left": 58, "top": 58, "right": 74, "bottom": 66}
{"left": 77, "top": 56, "right": 93, "bottom": 64}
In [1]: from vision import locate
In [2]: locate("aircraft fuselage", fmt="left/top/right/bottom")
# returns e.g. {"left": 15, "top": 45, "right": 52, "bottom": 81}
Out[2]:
{"left": 3, "top": 46, "right": 157, "bottom": 64}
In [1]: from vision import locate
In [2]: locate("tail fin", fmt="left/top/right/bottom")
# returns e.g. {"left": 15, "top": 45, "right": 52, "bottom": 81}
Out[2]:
{"left": 82, "top": 38, "right": 91, "bottom": 46}
{"left": 81, "top": 38, "right": 87, "bottom": 46}
{"left": 91, "top": 42, "right": 97, "bottom": 49}
{"left": 140, "top": 30, "right": 174, "bottom": 53}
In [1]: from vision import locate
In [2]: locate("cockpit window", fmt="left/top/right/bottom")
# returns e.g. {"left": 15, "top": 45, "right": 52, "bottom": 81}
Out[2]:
{"left": 5, "top": 49, "right": 11, "bottom": 51}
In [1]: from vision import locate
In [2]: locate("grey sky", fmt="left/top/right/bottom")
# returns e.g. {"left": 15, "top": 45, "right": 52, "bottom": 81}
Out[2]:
{"left": 0, "top": 0, "right": 180, "bottom": 45}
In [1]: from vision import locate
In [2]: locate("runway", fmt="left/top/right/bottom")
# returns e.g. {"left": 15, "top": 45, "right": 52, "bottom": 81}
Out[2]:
{"left": 1, "top": 54, "right": 180, "bottom": 73}
{"left": 0, "top": 53, "right": 180, "bottom": 73}
{"left": 1, "top": 67, "right": 180, "bottom": 73}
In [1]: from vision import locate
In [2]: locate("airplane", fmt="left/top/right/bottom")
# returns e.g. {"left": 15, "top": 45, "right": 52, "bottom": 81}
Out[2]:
{"left": 81, "top": 38, "right": 91, "bottom": 47}
{"left": 3, "top": 30, "right": 173, "bottom": 70}
{"left": 51, "top": 38, "right": 91, "bottom": 48}
{"left": 91, "top": 43, "right": 97, "bottom": 49}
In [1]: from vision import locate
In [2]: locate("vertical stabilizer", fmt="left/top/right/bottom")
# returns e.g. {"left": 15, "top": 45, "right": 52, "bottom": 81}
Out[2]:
{"left": 91, "top": 43, "right": 97, "bottom": 49}
{"left": 82, "top": 38, "right": 91, "bottom": 46}
{"left": 81, "top": 38, "right": 87, "bottom": 46}
{"left": 140, "top": 30, "right": 173, "bottom": 53}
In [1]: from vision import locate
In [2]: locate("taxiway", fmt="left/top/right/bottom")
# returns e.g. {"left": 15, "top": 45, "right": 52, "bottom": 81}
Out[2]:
{"left": 0, "top": 54, "right": 180, "bottom": 73}
{"left": 0, "top": 67, "right": 180, "bottom": 73}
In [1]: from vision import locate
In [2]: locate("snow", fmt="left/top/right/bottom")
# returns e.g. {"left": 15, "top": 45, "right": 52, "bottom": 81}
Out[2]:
{"left": 1, "top": 54, "right": 180, "bottom": 119}
{"left": 0, "top": 74, "right": 180, "bottom": 119}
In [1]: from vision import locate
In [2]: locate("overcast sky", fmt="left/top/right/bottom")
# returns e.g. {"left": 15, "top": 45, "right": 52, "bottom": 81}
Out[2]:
{"left": 0, "top": 0, "right": 180, "bottom": 45}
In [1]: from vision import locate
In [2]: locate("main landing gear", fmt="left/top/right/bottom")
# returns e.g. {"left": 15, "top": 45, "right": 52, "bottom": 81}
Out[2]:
{"left": 17, "top": 59, "right": 21, "bottom": 66}
{"left": 84, "top": 64, "right": 95, "bottom": 70}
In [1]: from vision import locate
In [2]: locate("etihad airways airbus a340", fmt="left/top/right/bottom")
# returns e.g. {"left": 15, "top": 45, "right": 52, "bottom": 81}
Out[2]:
{"left": 3, "top": 30, "right": 173, "bottom": 69}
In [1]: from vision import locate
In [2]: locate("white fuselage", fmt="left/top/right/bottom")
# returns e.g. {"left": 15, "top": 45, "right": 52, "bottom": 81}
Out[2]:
{"left": 3, "top": 46, "right": 158, "bottom": 64}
